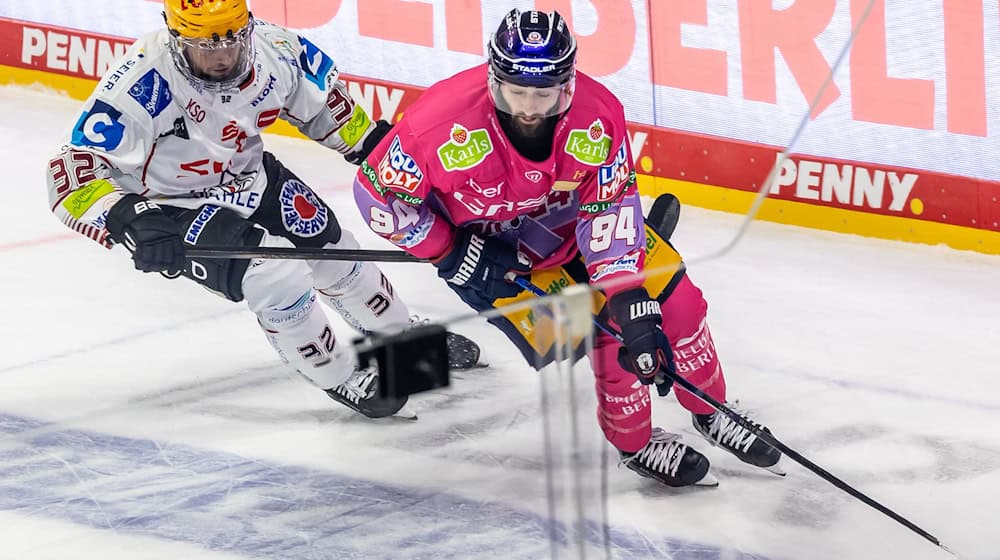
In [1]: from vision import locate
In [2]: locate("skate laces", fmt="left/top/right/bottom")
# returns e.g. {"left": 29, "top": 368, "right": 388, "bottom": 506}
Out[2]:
{"left": 621, "top": 428, "right": 686, "bottom": 477}
{"left": 334, "top": 367, "right": 378, "bottom": 404}
{"left": 703, "top": 402, "right": 758, "bottom": 453}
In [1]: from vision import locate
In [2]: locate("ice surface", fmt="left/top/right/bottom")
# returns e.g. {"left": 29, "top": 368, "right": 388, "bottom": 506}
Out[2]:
{"left": 1, "top": 85, "right": 998, "bottom": 559}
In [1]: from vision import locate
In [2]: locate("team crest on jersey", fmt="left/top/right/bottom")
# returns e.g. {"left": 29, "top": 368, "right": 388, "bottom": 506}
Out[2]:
{"left": 279, "top": 180, "right": 328, "bottom": 237}
{"left": 438, "top": 124, "right": 493, "bottom": 171}
{"left": 71, "top": 100, "right": 125, "bottom": 151}
{"left": 221, "top": 121, "right": 247, "bottom": 152}
{"left": 377, "top": 136, "right": 424, "bottom": 193}
{"left": 597, "top": 142, "right": 635, "bottom": 202}
{"left": 564, "top": 119, "right": 612, "bottom": 165}
{"left": 128, "top": 69, "right": 173, "bottom": 118}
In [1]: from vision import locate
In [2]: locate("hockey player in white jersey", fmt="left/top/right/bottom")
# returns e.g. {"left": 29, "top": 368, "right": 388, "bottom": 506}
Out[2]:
{"left": 45, "top": 0, "right": 479, "bottom": 418}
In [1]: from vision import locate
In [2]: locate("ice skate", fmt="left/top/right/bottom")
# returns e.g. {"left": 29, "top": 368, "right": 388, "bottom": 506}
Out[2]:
{"left": 326, "top": 365, "right": 416, "bottom": 419}
{"left": 619, "top": 427, "right": 719, "bottom": 488}
{"left": 410, "top": 316, "right": 486, "bottom": 370}
{"left": 692, "top": 402, "right": 784, "bottom": 475}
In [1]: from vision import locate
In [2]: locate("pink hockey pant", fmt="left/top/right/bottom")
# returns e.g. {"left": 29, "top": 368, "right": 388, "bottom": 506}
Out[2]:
{"left": 590, "top": 275, "right": 727, "bottom": 453}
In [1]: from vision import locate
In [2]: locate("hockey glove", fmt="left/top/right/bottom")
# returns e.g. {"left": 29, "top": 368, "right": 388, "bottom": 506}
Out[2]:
{"left": 106, "top": 193, "right": 185, "bottom": 274}
{"left": 344, "top": 120, "right": 393, "bottom": 165}
{"left": 608, "top": 288, "right": 675, "bottom": 397}
{"left": 435, "top": 229, "right": 531, "bottom": 301}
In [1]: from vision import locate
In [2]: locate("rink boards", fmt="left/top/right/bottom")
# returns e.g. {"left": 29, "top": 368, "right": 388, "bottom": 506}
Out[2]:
{"left": 2, "top": 14, "right": 1000, "bottom": 254}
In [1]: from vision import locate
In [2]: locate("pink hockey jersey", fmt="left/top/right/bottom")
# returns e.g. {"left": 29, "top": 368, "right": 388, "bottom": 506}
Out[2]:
{"left": 353, "top": 64, "right": 645, "bottom": 297}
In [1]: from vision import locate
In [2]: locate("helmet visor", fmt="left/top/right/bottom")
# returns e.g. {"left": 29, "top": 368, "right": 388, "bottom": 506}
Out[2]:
{"left": 170, "top": 18, "right": 254, "bottom": 88}
{"left": 489, "top": 69, "right": 574, "bottom": 119}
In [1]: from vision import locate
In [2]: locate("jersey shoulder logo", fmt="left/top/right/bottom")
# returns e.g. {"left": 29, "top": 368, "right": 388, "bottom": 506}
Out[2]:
{"left": 377, "top": 136, "right": 424, "bottom": 194}
{"left": 71, "top": 100, "right": 126, "bottom": 151}
{"left": 564, "top": 119, "right": 612, "bottom": 165}
{"left": 437, "top": 124, "right": 493, "bottom": 171}
{"left": 297, "top": 36, "right": 335, "bottom": 90}
{"left": 128, "top": 68, "right": 173, "bottom": 118}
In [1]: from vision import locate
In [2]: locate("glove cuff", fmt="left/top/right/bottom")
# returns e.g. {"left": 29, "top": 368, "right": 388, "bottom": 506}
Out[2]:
{"left": 609, "top": 287, "right": 661, "bottom": 327}
{"left": 106, "top": 193, "right": 151, "bottom": 243}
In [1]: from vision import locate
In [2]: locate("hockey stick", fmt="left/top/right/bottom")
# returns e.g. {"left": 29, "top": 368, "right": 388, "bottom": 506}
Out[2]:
{"left": 186, "top": 245, "right": 428, "bottom": 262}
{"left": 513, "top": 276, "right": 956, "bottom": 556}
{"left": 185, "top": 194, "right": 684, "bottom": 264}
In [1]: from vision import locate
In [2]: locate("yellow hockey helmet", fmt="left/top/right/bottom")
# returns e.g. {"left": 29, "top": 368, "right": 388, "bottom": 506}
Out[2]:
{"left": 164, "top": 0, "right": 250, "bottom": 40}
{"left": 163, "top": 0, "right": 256, "bottom": 90}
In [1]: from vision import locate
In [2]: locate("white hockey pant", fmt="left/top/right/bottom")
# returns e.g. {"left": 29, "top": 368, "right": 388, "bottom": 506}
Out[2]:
{"left": 310, "top": 229, "right": 410, "bottom": 335}
{"left": 243, "top": 233, "right": 354, "bottom": 389}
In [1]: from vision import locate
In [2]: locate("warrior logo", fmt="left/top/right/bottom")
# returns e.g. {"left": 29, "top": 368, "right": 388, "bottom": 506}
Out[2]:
{"left": 524, "top": 170, "right": 543, "bottom": 183}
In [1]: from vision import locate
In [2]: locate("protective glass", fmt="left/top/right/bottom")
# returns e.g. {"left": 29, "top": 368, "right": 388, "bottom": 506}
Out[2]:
{"left": 489, "top": 68, "right": 575, "bottom": 119}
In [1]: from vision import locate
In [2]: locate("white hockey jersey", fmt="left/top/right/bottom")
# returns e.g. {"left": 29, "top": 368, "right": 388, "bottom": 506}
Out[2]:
{"left": 46, "top": 20, "right": 378, "bottom": 248}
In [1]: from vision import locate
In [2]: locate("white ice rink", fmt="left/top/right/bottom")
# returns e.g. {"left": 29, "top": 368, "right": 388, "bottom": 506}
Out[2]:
{"left": 1, "top": 85, "right": 999, "bottom": 560}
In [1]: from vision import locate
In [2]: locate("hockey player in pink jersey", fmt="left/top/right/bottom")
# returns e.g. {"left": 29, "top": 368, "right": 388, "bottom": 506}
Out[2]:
{"left": 354, "top": 9, "right": 782, "bottom": 486}
{"left": 45, "top": 0, "right": 480, "bottom": 420}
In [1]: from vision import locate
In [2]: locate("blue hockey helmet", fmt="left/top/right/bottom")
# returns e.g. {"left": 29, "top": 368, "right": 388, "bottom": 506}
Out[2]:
{"left": 488, "top": 10, "right": 577, "bottom": 118}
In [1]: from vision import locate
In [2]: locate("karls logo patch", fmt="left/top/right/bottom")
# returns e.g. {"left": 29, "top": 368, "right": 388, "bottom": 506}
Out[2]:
{"left": 564, "top": 119, "right": 611, "bottom": 165}
{"left": 279, "top": 180, "right": 328, "bottom": 237}
{"left": 128, "top": 69, "right": 172, "bottom": 118}
{"left": 438, "top": 124, "right": 493, "bottom": 171}
{"left": 297, "top": 36, "right": 335, "bottom": 90}
{"left": 71, "top": 100, "right": 126, "bottom": 151}
{"left": 377, "top": 136, "right": 423, "bottom": 193}
{"left": 597, "top": 142, "right": 635, "bottom": 202}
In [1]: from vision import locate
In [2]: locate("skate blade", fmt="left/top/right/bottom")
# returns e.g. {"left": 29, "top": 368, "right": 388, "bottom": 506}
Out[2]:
{"left": 763, "top": 462, "right": 786, "bottom": 476}
{"left": 695, "top": 471, "right": 720, "bottom": 487}
{"left": 455, "top": 360, "right": 489, "bottom": 371}
{"left": 393, "top": 404, "right": 418, "bottom": 420}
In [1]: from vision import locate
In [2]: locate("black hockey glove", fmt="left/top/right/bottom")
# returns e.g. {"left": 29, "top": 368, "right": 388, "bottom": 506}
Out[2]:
{"left": 106, "top": 193, "right": 185, "bottom": 274}
{"left": 344, "top": 119, "right": 393, "bottom": 165}
{"left": 435, "top": 229, "right": 531, "bottom": 301}
{"left": 608, "top": 288, "right": 675, "bottom": 397}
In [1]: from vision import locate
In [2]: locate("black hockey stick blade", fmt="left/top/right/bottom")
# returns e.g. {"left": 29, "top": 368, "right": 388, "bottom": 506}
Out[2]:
{"left": 646, "top": 193, "right": 681, "bottom": 241}
{"left": 186, "top": 245, "right": 428, "bottom": 262}
{"left": 662, "top": 370, "right": 956, "bottom": 556}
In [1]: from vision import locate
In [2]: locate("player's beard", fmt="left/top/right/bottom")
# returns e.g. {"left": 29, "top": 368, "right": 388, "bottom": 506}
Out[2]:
{"left": 496, "top": 111, "right": 560, "bottom": 162}
{"left": 511, "top": 114, "right": 547, "bottom": 137}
